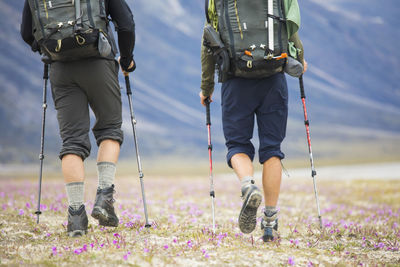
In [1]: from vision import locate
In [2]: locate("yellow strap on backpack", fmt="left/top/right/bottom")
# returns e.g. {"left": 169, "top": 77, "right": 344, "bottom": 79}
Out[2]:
{"left": 207, "top": 0, "right": 219, "bottom": 30}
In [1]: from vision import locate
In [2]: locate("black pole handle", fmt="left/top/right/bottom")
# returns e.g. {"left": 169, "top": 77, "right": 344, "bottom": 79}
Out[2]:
{"left": 299, "top": 75, "right": 306, "bottom": 99}
{"left": 43, "top": 64, "right": 49, "bottom": 80}
{"left": 125, "top": 75, "right": 132, "bottom": 95}
{"left": 205, "top": 97, "right": 211, "bottom": 126}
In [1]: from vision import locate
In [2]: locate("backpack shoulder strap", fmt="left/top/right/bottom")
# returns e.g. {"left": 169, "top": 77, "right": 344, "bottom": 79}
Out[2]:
{"left": 205, "top": 0, "right": 218, "bottom": 30}
{"left": 205, "top": 0, "right": 211, "bottom": 24}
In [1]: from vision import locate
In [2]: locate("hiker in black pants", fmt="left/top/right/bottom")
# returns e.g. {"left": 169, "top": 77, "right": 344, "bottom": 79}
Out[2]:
{"left": 200, "top": 0, "right": 307, "bottom": 242}
{"left": 21, "top": 0, "right": 136, "bottom": 237}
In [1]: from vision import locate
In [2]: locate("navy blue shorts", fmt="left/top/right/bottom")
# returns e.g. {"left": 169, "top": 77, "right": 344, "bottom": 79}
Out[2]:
{"left": 221, "top": 73, "right": 288, "bottom": 167}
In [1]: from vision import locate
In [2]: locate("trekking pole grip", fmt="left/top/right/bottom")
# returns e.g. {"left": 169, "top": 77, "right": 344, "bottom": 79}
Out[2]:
{"left": 43, "top": 64, "right": 49, "bottom": 80}
{"left": 299, "top": 75, "right": 306, "bottom": 99}
{"left": 205, "top": 97, "right": 211, "bottom": 126}
{"left": 124, "top": 74, "right": 132, "bottom": 95}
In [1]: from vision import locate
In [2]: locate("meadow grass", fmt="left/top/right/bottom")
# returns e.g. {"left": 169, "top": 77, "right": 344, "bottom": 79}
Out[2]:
{"left": 0, "top": 166, "right": 399, "bottom": 266}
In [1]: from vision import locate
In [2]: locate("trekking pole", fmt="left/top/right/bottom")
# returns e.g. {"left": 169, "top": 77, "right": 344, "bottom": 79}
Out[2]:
{"left": 299, "top": 75, "right": 323, "bottom": 229}
{"left": 205, "top": 97, "right": 216, "bottom": 234}
{"left": 35, "top": 59, "right": 49, "bottom": 224}
{"left": 124, "top": 73, "right": 151, "bottom": 228}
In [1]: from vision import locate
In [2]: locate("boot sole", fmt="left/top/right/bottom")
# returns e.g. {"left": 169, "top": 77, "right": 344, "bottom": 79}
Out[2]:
{"left": 91, "top": 207, "right": 118, "bottom": 227}
{"left": 68, "top": 229, "right": 87, "bottom": 237}
{"left": 238, "top": 190, "right": 262, "bottom": 234}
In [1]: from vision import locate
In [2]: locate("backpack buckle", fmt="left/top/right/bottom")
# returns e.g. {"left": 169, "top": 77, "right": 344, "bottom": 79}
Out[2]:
{"left": 273, "top": 53, "right": 288, "bottom": 60}
{"left": 264, "top": 53, "right": 273, "bottom": 60}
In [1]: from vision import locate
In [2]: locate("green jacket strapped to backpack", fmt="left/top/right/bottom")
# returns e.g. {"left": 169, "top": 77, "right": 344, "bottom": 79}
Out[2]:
{"left": 201, "top": 0, "right": 304, "bottom": 97}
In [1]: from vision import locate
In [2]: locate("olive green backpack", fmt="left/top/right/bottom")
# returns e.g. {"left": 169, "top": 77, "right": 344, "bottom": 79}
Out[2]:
{"left": 205, "top": 0, "right": 288, "bottom": 79}
{"left": 28, "top": 0, "right": 116, "bottom": 61}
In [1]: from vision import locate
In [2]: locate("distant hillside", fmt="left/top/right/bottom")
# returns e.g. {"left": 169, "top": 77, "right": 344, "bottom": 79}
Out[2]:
{"left": 0, "top": 0, "right": 399, "bottom": 164}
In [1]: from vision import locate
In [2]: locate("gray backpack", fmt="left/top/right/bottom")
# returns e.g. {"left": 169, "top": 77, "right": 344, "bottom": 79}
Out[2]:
{"left": 206, "top": 0, "right": 288, "bottom": 79}
{"left": 28, "top": 0, "right": 116, "bottom": 61}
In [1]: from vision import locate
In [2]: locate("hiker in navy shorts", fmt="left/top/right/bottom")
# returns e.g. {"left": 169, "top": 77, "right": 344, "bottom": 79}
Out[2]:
{"left": 199, "top": 0, "right": 307, "bottom": 242}
{"left": 221, "top": 74, "right": 288, "bottom": 169}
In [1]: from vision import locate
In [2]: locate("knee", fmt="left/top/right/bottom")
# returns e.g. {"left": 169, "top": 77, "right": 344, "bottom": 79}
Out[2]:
{"left": 227, "top": 148, "right": 255, "bottom": 168}
{"left": 94, "top": 129, "right": 124, "bottom": 146}
{"left": 59, "top": 147, "right": 90, "bottom": 161}
{"left": 259, "top": 151, "right": 285, "bottom": 165}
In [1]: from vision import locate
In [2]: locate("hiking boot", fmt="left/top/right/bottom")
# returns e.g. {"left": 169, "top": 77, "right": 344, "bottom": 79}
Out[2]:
{"left": 67, "top": 205, "right": 88, "bottom": 237}
{"left": 261, "top": 210, "right": 278, "bottom": 242}
{"left": 238, "top": 183, "right": 262, "bottom": 234}
{"left": 91, "top": 185, "right": 119, "bottom": 227}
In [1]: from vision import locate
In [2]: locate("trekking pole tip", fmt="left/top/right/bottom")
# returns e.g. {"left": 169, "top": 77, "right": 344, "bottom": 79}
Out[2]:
{"left": 145, "top": 223, "right": 151, "bottom": 228}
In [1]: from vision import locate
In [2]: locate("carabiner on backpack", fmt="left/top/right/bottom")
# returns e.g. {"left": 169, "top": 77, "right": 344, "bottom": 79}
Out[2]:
{"left": 55, "top": 39, "right": 62, "bottom": 52}
{"left": 76, "top": 35, "right": 85, "bottom": 45}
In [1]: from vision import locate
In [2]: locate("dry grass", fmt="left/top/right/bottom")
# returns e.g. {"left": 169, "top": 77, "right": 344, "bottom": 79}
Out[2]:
{"left": 0, "top": 170, "right": 399, "bottom": 266}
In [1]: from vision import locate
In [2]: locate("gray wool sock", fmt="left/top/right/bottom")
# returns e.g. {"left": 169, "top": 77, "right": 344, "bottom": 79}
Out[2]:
{"left": 97, "top": 162, "right": 116, "bottom": 189}
{"left": 264, "top": 206, "right": 278, "bottom": 218}
{"left": 66, "top": 182, "right": 84, "bottom": 210}
{"left": 241, "top": 176, "right": 254, "bottom": 190}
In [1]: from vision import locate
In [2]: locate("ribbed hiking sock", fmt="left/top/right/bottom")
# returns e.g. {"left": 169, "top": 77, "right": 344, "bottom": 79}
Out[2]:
{"left": 264, "top": 206, "right": 278, "bottom": 217}
{"left": 66, "top": 182, "right": 84, "bottom": 211}
{"left": 97, "top": 162, "right": 116, "bottom": 189}
{"left": 241, "top": 176, "right": 255, "bottom": 191}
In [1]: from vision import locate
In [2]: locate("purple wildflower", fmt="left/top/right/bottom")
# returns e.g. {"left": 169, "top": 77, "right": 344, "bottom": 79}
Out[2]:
{"left": 52, "top": 247, "right": 57, "bottom": 256}
{"left": 288, "top": 256, "right": 295, "bottom": 266}
{"left": 18, "top": 209, "right": 24, "bottom": 215}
